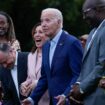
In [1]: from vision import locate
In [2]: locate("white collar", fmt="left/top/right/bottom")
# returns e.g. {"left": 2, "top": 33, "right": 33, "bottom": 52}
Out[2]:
{"left": 51, "top": 29, "right": 62, "bottom": 44}
{"left": 14, "top": 51, "right": 18, "bottom": 66}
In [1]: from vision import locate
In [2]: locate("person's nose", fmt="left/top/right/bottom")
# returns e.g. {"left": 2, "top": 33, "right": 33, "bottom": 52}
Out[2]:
{"left": 41, "top": 21, "right": 47, "bottom": 28}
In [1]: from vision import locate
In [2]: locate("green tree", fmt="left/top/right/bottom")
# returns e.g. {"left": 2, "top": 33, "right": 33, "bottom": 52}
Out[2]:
{"left": 0, "top": 0, "right": 90, "bottom": 51}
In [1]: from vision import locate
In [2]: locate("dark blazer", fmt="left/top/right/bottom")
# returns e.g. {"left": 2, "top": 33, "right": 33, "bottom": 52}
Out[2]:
{"left": 30, "top": 31, "right": 83, "bottom": 105}
{"left": 0, "top": 52, "right": 28, "bottom": 105}
{"left": 77, "top": 20, "right": 105, "bottom": 105}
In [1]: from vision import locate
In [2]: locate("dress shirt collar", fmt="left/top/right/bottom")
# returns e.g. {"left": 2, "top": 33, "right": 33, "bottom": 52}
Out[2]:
{"left": 51, "top": 29, "right": 62, "bottom": 44}
{"left": 14, "top": 51, "right": 18, "bottom": 67}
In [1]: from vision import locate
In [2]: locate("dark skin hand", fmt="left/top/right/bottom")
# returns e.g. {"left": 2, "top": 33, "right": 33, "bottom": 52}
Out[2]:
{"left": 70, "top": 84, "right": 82, "bottom": 100}
{"left": 69, "top": 84, "right": 84, "bottom": 105}
{"left": 99, "top": 78, "right": 105, "bottom": 89}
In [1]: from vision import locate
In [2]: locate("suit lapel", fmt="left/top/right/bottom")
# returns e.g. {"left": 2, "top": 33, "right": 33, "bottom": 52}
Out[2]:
{"left": 45, "top": 41, "right": 51, "bottom": 70}
{"left": 82, "top": 29, "right": 95, "bottom": 62}
{"left": 83, "top": 20, "right": 105, "bottom": 62}
{"left": 51, "top": 32, "right": 65, "bottom": 71}
{"left": 17, "top": 53, "right": 24, "bottom": 92}
{"left": 17, "top": 52, "right": 28, "bottom": 100}
{"left": 17, "top": 52, "right": 25, "bottom": 100}
{"left": 8, "top": 69, "right": 19, "bottom": 100}
{"left": 42, "top": 41, "right": 51, "bottom": 77}
{"left": 17, "top": 53, "right": 26, "bottom": 101}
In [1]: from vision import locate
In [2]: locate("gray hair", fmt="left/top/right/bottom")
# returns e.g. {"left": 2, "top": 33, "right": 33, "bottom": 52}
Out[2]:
{"left": 42, "top": 8, "right": 63, "bottom": 28}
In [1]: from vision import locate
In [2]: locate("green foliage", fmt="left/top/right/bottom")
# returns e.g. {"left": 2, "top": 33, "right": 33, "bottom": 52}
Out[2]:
{"left": 0, "top": 0, "right": 89, "bottom": 51}
{"left": 46, "top": 0, "right": 89, "bottom": 36}
{"left": 0, "top": 0, "right": 13, "bottom": 12}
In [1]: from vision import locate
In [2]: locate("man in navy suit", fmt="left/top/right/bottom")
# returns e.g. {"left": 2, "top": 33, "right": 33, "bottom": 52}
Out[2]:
{"left": 0, "top": 43, "right": 28, "bottom": 105}
{"left": 22, "top": 8, "right": 83, "bottom": 105}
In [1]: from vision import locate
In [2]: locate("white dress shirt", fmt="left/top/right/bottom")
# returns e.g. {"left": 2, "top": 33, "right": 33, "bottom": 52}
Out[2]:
{"left": 11, "top": 52, "right": 19, "bottom": 98}
{"left": 49, "top": 29, "right": 62, "bottom": 67}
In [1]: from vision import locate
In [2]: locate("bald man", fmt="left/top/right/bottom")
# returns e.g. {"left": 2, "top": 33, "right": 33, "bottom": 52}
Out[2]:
{"left": 22, "top": 8, "right": 83, "bottom": 105}
{"left": 69, "top": 0, "right": 105, "bottom": 105}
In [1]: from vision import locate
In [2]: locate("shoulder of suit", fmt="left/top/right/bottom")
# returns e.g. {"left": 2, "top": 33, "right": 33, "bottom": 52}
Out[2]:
{"left": 17, "top": 52, "right": 29, "bottom": 63}
{"left": 18, "top": 52, "right": 29, "bottom": 56}
{"left": 64, "top": 32, "right": 79, "bottom": 44}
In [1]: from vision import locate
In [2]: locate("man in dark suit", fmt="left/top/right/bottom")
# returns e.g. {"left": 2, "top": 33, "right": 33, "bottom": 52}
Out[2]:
{"left": 0, "top": 43, "right": 28, "bottom": 105}
{"left": 69, "top": 0, "right": 105, "bottom": 105}
{"left": 22, "top": 8, "right": 83, "bottom": 105}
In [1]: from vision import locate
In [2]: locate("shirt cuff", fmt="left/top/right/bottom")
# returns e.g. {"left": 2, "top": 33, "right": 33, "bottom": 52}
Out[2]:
{"left": 102, "top": 76, "right": 105, "bottom": 79}
{"left": 27, "top": 97, "right": 34, "bottom": 105}
{"left": 61, "top": 94, "right": 66, "bottom": 98}
{"left": 79, "top": 88, "right": 84, "bottom": 94}
{"left": 76, "top": 82, "right": 80, "bottom": 84}
{"left": 76, "top": 82, "right": 84, "bottom": 94}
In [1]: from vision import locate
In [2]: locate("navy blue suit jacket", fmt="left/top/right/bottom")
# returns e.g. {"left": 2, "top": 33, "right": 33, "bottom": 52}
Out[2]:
{"left": 30, "top": 31, "right": 83, "bottom": 105}
{"left": 0, "top": 52, "right": 28, "bottom": 105}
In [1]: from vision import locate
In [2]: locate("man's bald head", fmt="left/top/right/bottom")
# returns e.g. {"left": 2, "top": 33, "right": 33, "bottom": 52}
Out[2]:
{"left": 83, "top": 0, "right": 105, "bottom": 11}
{"left": 82, "top": 0, "right": 105, "bottom": 27}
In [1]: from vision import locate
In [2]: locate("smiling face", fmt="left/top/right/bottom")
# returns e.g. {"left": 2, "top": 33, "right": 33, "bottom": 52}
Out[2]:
{"left": 32, "top": 25, "right": 48, "bottom": 48}
{"left": 0, "top": 14, "right": 9, "bottom": 36}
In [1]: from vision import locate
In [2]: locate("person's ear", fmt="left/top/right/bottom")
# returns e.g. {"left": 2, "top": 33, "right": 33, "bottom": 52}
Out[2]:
{"left": 58, "top": 19, "right": 61, "bottom": 25}
{"left": 9, "top": 48, "right": 13, "bottom": 53}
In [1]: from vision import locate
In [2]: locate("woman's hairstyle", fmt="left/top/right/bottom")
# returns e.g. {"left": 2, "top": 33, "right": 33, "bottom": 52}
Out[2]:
{"left": 0, "top": 11, "right": 16, "bottom": 42}
{"left": 31, "top": 23, "right": 41, "bottom": 53}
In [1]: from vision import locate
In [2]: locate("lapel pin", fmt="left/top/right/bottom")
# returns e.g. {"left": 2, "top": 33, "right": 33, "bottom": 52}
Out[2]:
{"left": 59, "top": 42, "right": 64, "bottom": 46}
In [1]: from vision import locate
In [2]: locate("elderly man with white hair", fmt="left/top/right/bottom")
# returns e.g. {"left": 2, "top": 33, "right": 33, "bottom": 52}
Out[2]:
{"left": 22, "top": 8, "right": 83, "bottom": 105}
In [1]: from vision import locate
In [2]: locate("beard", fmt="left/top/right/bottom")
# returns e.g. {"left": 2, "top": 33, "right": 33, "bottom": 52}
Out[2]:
{"left": 84, "top": 17, "right": 103, "bottom": 28}
{"left": 0, "top": 28, "right": 8, "bottom": 36}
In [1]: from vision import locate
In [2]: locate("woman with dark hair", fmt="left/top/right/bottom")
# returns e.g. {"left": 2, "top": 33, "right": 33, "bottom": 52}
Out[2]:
{"left": 0, "top": 11, "right": 21, "bottom": 51}
{"left": 20, "top": 23, "right": 49, "bottom": 105}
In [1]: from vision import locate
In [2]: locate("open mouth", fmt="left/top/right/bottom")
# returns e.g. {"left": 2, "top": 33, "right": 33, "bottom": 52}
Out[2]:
{"left": 35, "top": 39, "right": 42, "bottom": 42}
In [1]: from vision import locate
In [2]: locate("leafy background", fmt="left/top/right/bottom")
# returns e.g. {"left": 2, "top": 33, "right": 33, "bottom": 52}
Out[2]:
{"left": 0, "top": 0, "right": 90, "bottom": 51}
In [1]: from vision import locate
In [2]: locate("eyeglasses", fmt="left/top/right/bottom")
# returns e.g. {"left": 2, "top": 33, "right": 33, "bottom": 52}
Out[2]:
{"left": 83, "top": 5, "right": 105, "bottom": 19}
{"left": 82, "top": 8, "right": 94, "bottom": 19}
{"left": 83, "top": 8, "right": 93, "bottom": 13}
{"left": 83, "top": 5, "right": 105, "bottom": 13}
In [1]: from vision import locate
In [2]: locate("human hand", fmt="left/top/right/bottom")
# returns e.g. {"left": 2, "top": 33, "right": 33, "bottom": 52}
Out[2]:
{"left": 20, "top": 79, "right": 32, "bottom": 96}
{"left": 69, "top": 96, "right": 83, "bottom": 105}
{"left": 54, "top": 94, "right": 66, "bottom": 105}
{"left": 99, "top": 78, "right": 105, "bottom": 88}
{"left": 30, "top": 80, "right": 38, "bottom": 90}
{"left": 21, "top": 98, "right": 32, "bottom": 105}
{"left": 70, "top": 84, "right": 83, "bottom": 101}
